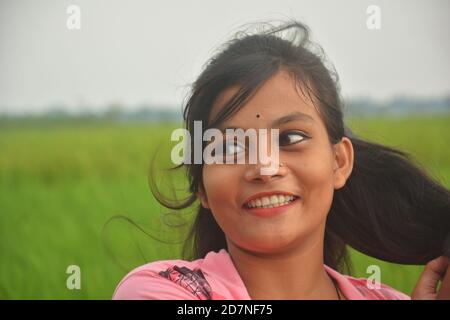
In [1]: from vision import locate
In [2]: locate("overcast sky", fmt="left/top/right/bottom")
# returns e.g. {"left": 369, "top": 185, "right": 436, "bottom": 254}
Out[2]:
{"left": 0, "top": 0, "right": 449, "bottom": 113}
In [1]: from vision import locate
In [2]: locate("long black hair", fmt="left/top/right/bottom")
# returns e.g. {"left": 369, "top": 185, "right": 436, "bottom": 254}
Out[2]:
{"left": 149, "top": 20, "right": 450, "bottom": 273}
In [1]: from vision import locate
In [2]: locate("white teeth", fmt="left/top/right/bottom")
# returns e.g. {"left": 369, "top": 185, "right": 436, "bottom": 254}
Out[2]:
{"left": 245, "top": 194, "right": 297, "bottom": 208}
{"left": 270, "top": 195, "right": 279, "bottom": 204}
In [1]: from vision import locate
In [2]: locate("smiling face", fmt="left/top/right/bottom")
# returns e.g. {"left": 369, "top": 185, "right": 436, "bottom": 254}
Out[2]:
{"left": 198, "top": 70, "right": 354, "bottom": 255}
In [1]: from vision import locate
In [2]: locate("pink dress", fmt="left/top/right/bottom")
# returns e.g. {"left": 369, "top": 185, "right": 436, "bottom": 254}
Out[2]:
{"left": 112, "top": 249, "right": 410, "bottom": 300}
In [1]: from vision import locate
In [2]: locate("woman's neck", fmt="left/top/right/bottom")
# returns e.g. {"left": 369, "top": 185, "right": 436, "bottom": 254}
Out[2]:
{"left": 226, "top": 225, "right": 342, "bottom": 300}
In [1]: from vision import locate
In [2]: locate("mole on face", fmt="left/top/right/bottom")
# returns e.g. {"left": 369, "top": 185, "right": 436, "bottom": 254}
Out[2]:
{"left": 256, "top": 114, "right": 260, "bottom": 118}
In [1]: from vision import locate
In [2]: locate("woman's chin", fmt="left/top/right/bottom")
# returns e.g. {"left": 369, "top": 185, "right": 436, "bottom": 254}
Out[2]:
{"left": 235, "top": 235, "right": 300, "bottom": 255}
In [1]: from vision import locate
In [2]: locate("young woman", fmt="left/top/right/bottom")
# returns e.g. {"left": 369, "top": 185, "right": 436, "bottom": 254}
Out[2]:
{"left": 113, "top": 21, "right": 450, "bottom": 300}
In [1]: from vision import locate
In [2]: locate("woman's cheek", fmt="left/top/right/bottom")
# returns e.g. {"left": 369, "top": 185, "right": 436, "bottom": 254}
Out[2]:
{"left": 202, "top": 165, "right": 239, "bottom": 211}
{"left": 202, "top": 167, "right": 243, "bottom": 247}
{"left": 202, "top": 165, "right": 258, "bottom": 247}
{"left": 293, "top": 151, "right": 335, "bottom": 220}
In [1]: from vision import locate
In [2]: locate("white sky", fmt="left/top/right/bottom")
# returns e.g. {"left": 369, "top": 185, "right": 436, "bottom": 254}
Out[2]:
{"left": 0, "top": 0, "right": 449, "bottom": 113}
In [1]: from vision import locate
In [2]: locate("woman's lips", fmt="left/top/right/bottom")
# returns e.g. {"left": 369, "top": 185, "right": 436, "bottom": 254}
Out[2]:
{"left": 242, "top": 196, "right": 300, "bottom": 217}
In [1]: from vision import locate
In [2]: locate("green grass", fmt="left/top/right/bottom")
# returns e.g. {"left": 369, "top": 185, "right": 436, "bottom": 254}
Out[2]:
{"left": 0, "top": 116, "right": 449, "bottom": 299}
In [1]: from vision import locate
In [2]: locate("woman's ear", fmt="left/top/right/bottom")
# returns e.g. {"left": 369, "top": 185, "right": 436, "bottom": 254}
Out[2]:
{"left": 333, "top": 137, "right": 354, "bottom": 190}
{"left": 197, "top": 184, "right": 210, "bottom": 209}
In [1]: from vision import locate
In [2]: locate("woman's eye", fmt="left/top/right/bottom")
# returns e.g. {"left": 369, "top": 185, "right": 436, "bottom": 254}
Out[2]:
{"left": 279, "top": 130, "right": 310, "bottom": 146}
{"left": 224, "top": 140, "right": 245, "bottom": 155}
{"left": 210, "top": 139, "right": 246, "bottom": 157}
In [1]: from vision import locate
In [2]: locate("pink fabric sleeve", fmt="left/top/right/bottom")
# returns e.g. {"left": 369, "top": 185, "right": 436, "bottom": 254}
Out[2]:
{"left": 112, "top": 269, "right": 198, "bottom": 300}
{"left": 378, "top": 282, "right": 411, "bottom": 300}
{"left": 346, "top": 277, "right": 411, "bottom": 300}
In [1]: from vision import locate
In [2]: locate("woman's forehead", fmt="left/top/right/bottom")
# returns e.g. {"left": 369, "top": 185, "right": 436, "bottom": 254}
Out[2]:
{"left": 208, "top": 70, "right": 320, "bottom": 127}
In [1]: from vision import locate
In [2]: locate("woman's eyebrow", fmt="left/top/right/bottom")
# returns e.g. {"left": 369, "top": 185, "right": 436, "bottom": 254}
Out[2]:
{"left": 271, "top": 111, "right": 315, "bottom": 127}
{"left": 218, "top": 111, "right": 315, "bottom": 132}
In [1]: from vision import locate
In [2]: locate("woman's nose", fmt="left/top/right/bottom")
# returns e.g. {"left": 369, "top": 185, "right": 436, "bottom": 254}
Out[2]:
{"left": 244, "top": 161, "right": 288, "bottom": 183}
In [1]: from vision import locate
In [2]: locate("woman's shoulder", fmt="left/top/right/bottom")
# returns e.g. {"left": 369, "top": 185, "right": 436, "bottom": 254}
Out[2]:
{"left": 112, "top": 249, "right": 238, "bottom": 300}
{"left": 112, "top": 256, "right": 207, "bottom": 300}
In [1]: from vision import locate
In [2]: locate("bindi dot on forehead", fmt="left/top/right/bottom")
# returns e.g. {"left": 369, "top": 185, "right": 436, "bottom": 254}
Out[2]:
{"left": 256, "top": 114, "right": 260, "bottom": 118}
